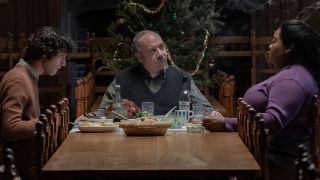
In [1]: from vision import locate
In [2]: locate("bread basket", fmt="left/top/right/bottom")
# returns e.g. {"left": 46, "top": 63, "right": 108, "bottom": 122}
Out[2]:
{"left": 119, "top": 117, "right": 171, "bottom": 136}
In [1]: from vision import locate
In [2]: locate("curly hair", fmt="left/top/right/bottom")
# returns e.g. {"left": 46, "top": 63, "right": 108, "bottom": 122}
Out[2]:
{"left": 23, "top": 26, "right": 73, "bottom": 62}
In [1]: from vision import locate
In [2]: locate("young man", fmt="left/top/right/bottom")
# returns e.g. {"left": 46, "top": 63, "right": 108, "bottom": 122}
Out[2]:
{"left": 0, "top": 26, "right": 73, "bottom": 180}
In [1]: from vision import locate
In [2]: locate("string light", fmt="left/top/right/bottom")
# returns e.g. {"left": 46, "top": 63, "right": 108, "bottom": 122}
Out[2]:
{"left": 128, "top": 0, "right": 166, "bottom": 14}
{"left": 114, "top": 0, "right": 210, "bottom": 75}
{"left": 191, "top": 28, "right": 209, "bottom": 75}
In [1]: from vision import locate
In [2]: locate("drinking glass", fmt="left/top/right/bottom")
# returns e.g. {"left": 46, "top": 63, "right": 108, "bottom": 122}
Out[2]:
{"left": 192, "top": 104, "right": 206, "bottom": 122}
{"left": 141, "top": 102, "right": 154, "bottom": 115}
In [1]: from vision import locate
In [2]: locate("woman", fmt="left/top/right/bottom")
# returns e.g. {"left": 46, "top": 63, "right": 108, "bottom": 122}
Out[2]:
{"left": 203, "top": 19, "right": 320, "bottom": 180}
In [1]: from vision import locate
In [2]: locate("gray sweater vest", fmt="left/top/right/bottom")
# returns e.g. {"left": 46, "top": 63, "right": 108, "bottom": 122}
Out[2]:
{"left": 115, "top": 65, "right": 190, "bottom": 115}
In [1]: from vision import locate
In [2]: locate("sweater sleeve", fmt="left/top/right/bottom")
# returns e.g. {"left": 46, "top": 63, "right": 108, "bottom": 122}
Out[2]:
{"left": 94, "top": 79, "right": 117, "bottom": 116}
{"left": 257, "top": 79, "right": 306, "bottom": 132}
{"left": 224, "top": 79, "right": 307, "bottom": 132}
{"left": 225, "top": 117, "right": 238, "bottom": 131}
{"left": 1, "top": 79, "right": 38, "bottom": 141}
{"left": 190, "top": 79, "right": 214, "bottom": 114}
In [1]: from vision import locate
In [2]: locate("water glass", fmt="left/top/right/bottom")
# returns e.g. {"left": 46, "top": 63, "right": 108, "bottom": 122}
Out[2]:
{"left": 192, "top": 104, "right": 206, "bottom": 122}
{"left": 174, "top": 110, "right": 194, "bottom": 127}
{"left": 141, "top": 102, "right": 154, "bottom": 115}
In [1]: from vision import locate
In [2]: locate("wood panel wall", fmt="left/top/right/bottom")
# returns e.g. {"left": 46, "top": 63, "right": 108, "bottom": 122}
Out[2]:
{"left": 255, "top": 0, "right": 320, "bottom": 35}
{"left": 0, "top": 0, "right": 60, "bottom": 37}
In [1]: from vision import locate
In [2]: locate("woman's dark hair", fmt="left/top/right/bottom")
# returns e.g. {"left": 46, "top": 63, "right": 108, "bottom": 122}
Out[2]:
{"left": 23, "top": 26, "right": 73, "bottom": 62}
{"left": 280, "top": 19, "right": 320, "bottom": 85}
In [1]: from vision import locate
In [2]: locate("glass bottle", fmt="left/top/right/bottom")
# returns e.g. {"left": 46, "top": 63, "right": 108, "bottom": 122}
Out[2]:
{"left": 179, "top": 76, "right": 191, "bottom": 110}
{"left": 112, "top": 85, "right": 127, "bottom": 121}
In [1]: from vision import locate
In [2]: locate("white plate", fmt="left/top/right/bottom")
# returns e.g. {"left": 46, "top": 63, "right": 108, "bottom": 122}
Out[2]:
{"left": 78, "top": 125, "right": 118, "bottom": 133}
{"left": 78, "top": 117, "right": 113, "bottom": 122}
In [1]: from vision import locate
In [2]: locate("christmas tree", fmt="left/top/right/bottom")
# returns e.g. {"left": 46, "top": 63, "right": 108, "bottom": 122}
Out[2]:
{"left": 100, "top": 0, "right": 224, "bottom": 87}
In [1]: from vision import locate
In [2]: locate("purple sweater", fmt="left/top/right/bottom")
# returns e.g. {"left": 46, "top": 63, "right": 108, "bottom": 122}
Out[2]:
{"left": 225, "top": 64, "right": 319, "bottom": 133}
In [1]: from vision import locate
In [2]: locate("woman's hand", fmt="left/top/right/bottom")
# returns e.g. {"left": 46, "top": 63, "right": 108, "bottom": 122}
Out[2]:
{"left": 202, "top": 111, "right": 226, "bottom": 132}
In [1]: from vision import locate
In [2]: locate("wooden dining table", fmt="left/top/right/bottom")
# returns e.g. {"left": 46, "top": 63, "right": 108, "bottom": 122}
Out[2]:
{"left": 42, "top": 130, "right": 260, "bottom": 179}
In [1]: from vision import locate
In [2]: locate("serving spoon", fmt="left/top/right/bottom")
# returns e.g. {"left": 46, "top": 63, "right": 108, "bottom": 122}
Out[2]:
{"left": 163, "top": 106, "right": 177, "bottom": 118}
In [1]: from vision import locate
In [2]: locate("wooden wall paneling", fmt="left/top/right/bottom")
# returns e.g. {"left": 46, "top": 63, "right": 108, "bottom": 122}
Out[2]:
{"left": 266, "top": 0, "right": 319, "bottom": 33}
{"left": 0, "top": 0, "right": 60, "bottom": 37}
{"left": 48, "top": 0, "right": 60, "bottom": 27}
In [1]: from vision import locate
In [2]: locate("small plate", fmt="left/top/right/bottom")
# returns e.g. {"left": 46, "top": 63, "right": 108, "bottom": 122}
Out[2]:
{"left": 77, "top": 121, "right": 118, "bottom": 133}
{"left": 78, "top": 117, "right": 113, "bottom": 122}
{"left": 78, "top": 125, "right": 118, "bottom": 133}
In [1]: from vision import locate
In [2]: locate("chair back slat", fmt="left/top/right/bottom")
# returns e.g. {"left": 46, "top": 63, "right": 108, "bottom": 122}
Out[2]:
{"left": 44, "top": 108, "right": 55, "bottom": 157}
{"left": 62, "top": 98, "right": 70, "bottom": 139}
{"left": 57, "top": 100, "right": 66, "bottom": 145}
{"left": 237, "top": 97, "right": 269, "bottom": 180}
{"left": 0, "top": 147, "right": 21, "bottom": 180}
{"left": 49, "top": 105, "right": 59, "bottom": 150}
{"left": 217, "top": 70, "right": 236, "bottom": 117}
{"left": 35, "top": 121, "right": 45, "bottom": 174}
{"left": 295, "top": 144, "right": 320, "bottom": 180}
{"left": 256, "top": 115, "right": 269, "bottom": 179}
{"left": 75, "top": 73, "right": 95, "bottom": 118}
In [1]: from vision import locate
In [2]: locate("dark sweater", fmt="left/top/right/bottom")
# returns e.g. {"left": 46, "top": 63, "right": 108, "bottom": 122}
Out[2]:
{"left": 115, "top": 65, "right": 190, "bottom": 115}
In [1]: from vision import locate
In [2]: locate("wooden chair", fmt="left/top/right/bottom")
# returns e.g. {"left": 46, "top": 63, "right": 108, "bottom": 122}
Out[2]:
{"left": 0, "top": 32, "right": 36, "bottom": 78}
{"left": 310, "top": 95, "right": 320, "bottom": 168}
{"left": 49, "top": 105, "right": 60, "bottom": 150}
{"left": 0, "top": 147, "right": 21, "bottom": 180}
{"left": 44, "top": 108, "right": 56, "bottom": 157}
{"left": 62, "top": 98, "right": 70, "bottom": 132}
{"left": 57, "top": 98, "right": 70, "bottom": 143}
{"left": 87, "top": 33, "right": 115, "bottom": 96}
{"left": 0, "top": 33, "right": 14, "bottom": 81}
{"left": 251, "top": 32, "right": 275, "bottom": 85}
{"left": 38, "top": 114, "right": 50, "bottom": 164}
{"left": 35, "top": 114, "right": 56, "bottom": 174}
{"left": 75, "top": 72, "right": 95, "bottom": 117}
{"left": 35, "top": 120, "right": 45, "bottom": 180}
{"left": 295, "top": 144, "right": 320, "bottom": 180}
{"left": 42, "top": 97, "right": 70, "bottom": 149}
{"left": 35, "top": 119, "right": 45, "bottom": 168}
{"left": 211, "top": 31, "right": 274, "bottom": 85}
{"left": 216, "top": 70, "right": 236, "bottom": 117}
{"left": 35, "top": 98, "right": 70, "bottom": 176}
{"left": 201, "top": 69, "right": 236, "bottom": 117}
{"left": 75, "top": 78, "right": 84, "bottom": 117}
{"left": 237, "top": 97, "right": 269, "bottom": 180}
{"left": 212, "top": 35, "right": 251, "bottom": 58}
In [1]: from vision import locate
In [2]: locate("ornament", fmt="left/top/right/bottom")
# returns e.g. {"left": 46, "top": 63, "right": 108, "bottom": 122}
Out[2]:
{"left": 173, "top": 12, "right": 177, "bottom": 20}
{"left": 116, "top": 18, "right": 125, "bottom": 24}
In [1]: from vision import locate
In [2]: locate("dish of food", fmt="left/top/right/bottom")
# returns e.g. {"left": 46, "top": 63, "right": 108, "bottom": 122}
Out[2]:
{"left": 77, "top": 121, "right": 118, "bottom": 133}
{"left": 119, "top": 117, "right": 171, "bottom": 136}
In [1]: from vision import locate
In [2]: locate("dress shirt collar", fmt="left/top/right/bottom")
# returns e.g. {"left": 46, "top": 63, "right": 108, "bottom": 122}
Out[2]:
{"left": 140, "top": 64, "right": 168, "bottom": 81}
{"left": 140, "top": 64, "right": 169, "bottom": 93}
{"left": 18, "top": 59, "right": 39, "bottom": 79}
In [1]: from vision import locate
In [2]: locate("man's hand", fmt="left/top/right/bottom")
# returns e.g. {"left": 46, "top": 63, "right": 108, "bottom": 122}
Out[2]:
{"left": 202, "top": 111, "right": 226, "bottom": 132}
